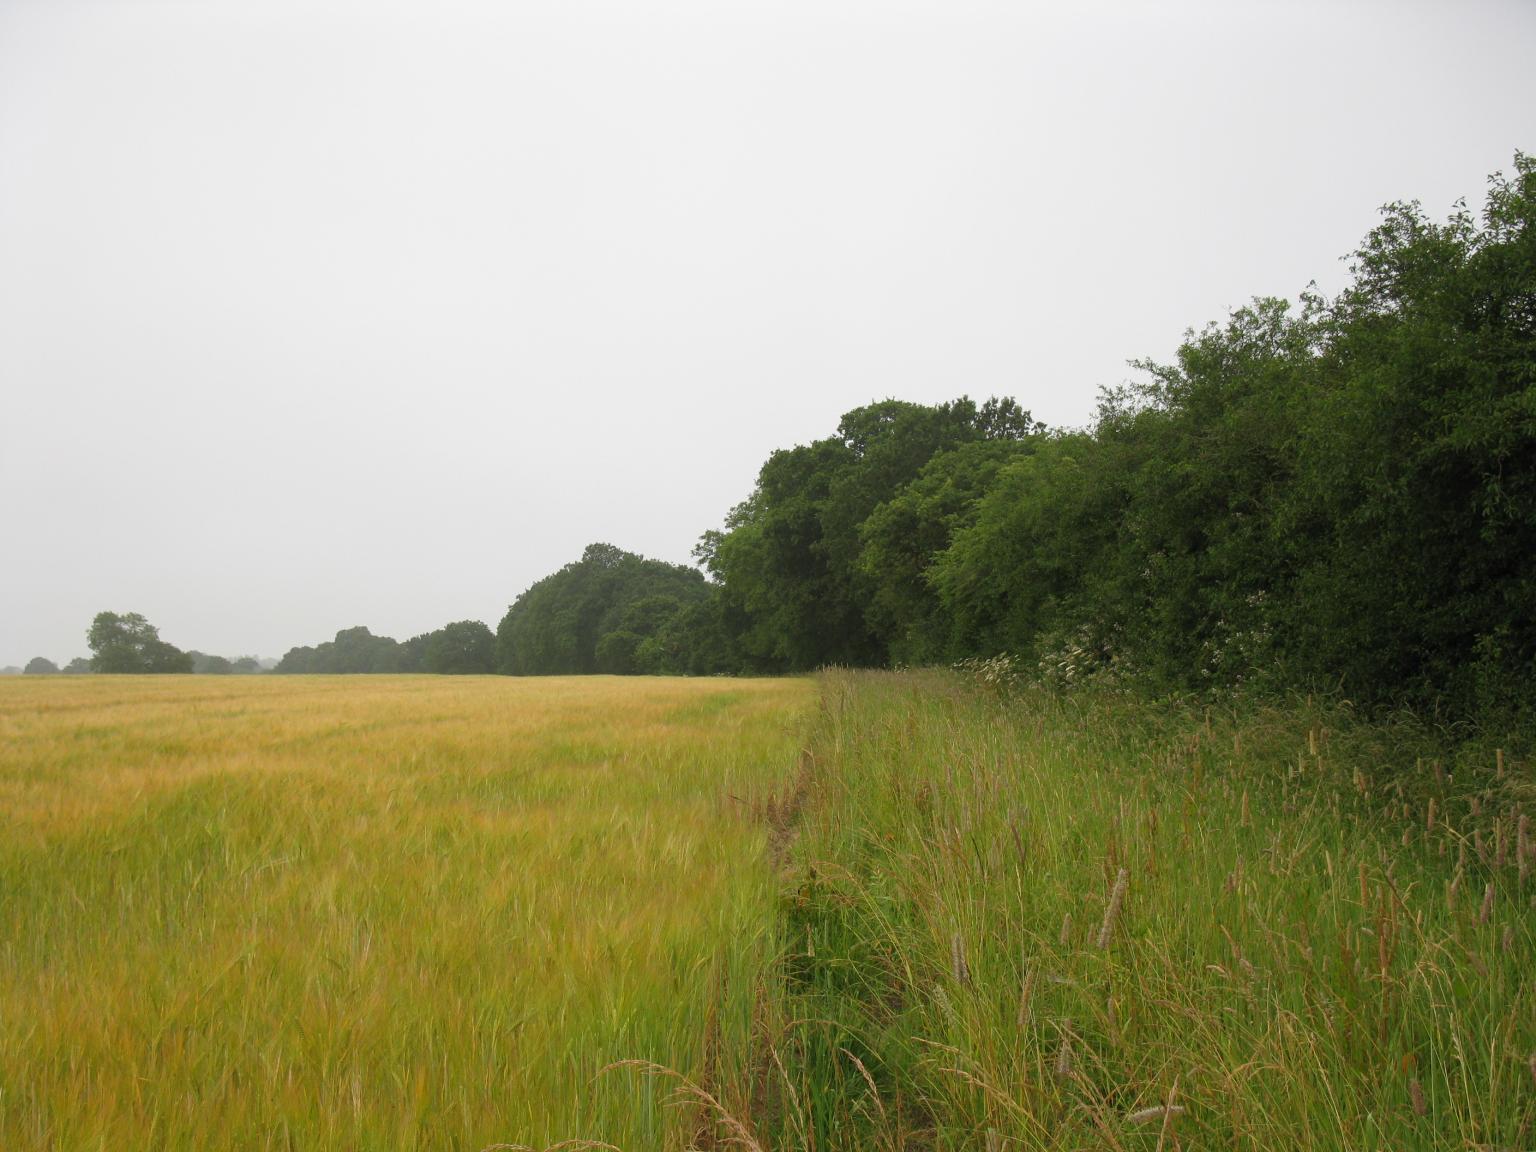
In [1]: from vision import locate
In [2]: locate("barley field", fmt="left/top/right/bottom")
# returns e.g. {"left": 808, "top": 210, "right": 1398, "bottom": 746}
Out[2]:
{"left": 0, "top": 674, "right": 813, "bottom": 1151}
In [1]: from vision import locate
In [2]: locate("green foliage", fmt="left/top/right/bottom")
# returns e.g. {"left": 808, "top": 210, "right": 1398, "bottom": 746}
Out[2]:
{"left": 396, "top": 633, "right": 430, "bottom": 673}
{"left": 640, "top": 595, "right": 743, "bottom": 676}
{"left": 701, "top": 154, "right": 1535, "bottom": 721}
{"left": 704, "top": 397, "right": 1044, "bottom": 671}
{"left": 276, "top": 626, "right": 404, "bottom": 674}
{"left": 87, "top": 611, "right": 193, "bottom": 674}
{"left": 423, "top": 620, "right": 497, "bottom": 675}
{"left": 274, "top": 621, "right": 493, "bottom": 676}
{"left": 496, "top": 543, "right": 713, "bottom": 675}
{"left": 189, "top": 651, "right": 234, "bottom": 675}
{"left": 859, "top": 439, "right": 1034, "bottom": 665}
{"left": 1274, "top": 159, "right": 1536, "bottom": 716}
{"left": 23, "top": 657, "right": 58, "bottom": 675}
{"left": 930, "top": 432, "right": 1125, "bottom": 666}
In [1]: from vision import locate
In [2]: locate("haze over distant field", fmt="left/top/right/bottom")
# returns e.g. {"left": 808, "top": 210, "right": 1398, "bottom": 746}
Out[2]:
{"left": 1, "top": 0, "right": 1531, "bottom": 666}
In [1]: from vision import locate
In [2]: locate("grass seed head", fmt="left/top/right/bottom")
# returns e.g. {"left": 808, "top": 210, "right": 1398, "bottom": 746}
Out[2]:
{"left": 1097, "top": 867, "right": 1130, "bottom": 949}
{"left": 1017, "top": 963, "right": 1036, "bottom": 1031}
{"left": 1054, "top": 1028, "right": 1074, "bottom": 1081}
{"left": 1126, "top": 1103, "right": 1185, "bottom": 1127}
{"left": 950, "top": 932, "right": 970, "bottom": 986}
{"left": 1409, "top": 1078, "right": 1426, "bottom": 1117}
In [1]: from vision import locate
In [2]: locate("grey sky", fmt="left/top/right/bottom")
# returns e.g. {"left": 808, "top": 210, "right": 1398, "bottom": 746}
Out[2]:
{"left": 2, "top": 0, "right": 1532, "bottom": 666}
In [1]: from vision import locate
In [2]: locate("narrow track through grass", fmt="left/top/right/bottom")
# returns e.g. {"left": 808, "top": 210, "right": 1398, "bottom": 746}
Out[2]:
{"left": 733, "top": 669, "right": 1535, "bottom": 1151}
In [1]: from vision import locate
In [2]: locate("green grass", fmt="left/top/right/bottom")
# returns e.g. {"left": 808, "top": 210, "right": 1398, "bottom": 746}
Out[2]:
{"left": 728, "top": 669, "right": 1536, "bottom": 1151}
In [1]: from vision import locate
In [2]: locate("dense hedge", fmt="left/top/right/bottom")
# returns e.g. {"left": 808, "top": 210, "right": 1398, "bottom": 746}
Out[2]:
{"left": 699, "top": 155, "right": 1535, "bottom": 722}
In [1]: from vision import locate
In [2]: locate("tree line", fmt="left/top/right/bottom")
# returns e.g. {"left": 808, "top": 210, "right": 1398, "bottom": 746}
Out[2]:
{"left": 11, "top": 613, "right": 274, "bottom": 676}
{"left": 276, "top": 620, "right": 496, "bottom": 675}
{"left": 275, "top": 544, "right": 725, "bottom": 676}
{"left": 685, "top": 156, "right": 1534, "bottom": 723}
{"left": 463, "top": 153, "right": 1535, "bottom": 724}
{"left": 33, "top": 156, "right": 1532, "bottom": 726}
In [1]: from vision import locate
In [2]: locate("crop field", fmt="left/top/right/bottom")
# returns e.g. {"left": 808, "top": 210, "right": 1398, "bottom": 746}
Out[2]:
{"left": 0, "top": 674, "right": 813, "bottom": 1151}
{"left": 5, "top": 669, "right": 1534, "bottom": 1151}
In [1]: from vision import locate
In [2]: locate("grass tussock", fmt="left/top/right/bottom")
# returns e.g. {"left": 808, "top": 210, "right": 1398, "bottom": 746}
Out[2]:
{"left": 0, "top": 674, "right": 812, "bottom": 1151}
{"left": 735, "top": 669, "right": 1535, "bottom": 1151}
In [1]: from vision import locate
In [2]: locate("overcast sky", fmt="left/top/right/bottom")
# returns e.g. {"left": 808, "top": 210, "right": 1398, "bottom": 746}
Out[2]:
{"left": 1, "top": 0, "right": 1531, "bottom": 666}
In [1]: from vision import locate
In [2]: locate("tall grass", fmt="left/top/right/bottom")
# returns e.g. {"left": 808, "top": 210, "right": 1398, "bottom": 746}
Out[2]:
{"left": 739, "top": 669, "right": 1535, "bottom": 1150}
{"left": 0, "top": 674, "right": 812, "bottom": 1151}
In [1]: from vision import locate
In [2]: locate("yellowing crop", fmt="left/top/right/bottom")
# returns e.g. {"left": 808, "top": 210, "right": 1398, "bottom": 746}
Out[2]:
{"left": 0, "top": 674, "right": 812, "bottom": 1151}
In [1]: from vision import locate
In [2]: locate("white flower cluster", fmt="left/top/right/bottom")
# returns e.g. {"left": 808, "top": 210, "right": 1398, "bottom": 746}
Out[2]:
{"left": 1198, "top": 591, "right": 1273, "bottom": 684}
{"left": 953, "top": 653, "right": 1023, "bottom": 694}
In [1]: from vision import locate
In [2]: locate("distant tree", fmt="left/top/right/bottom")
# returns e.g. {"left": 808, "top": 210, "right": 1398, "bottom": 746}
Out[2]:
{"left": 188, "top": 651, "right": 235, "bottom": 674}
{"left": 24, "top": 656, "right": 59, "bottom": 674}
{"left": 423, "top": 620, "right": 497, "bottom": 674}
{"left": 397, "top": 634, "right": 430, "bottom": 674}
{"left": 645, "top": 595, "right": 743, "bottom": 675}
{"left": 274, "top": 627, "right": 403, "bottom": 673}
{"left": 62, "top": 657, "right": 93, "bottom": 674}
{"left": 231, "top": 656, "right": 261, "bottom": 674}
{"left": 326, "top": 627, "right": 401, "bottom": 673}
{"left": 87, "top": 612, "right": 193, "bottom": 674}
{"left": 497, "top": 543, "right": 713, "bottom": 675}
{"left": 274, "top": 645, "right": 316, "bottom": 674}
{"left": 594, "top": 629, "right": 644, "bottom": 675}
{"left": 705, "top": 396, "right": 1044, "bottom": 670}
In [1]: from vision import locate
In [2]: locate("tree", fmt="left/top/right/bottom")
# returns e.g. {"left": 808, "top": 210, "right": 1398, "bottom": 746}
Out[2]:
{"left": 932, "top": 432, "right": 1126, "bottom": 666}
{"left": 87, "top": 612, "right": 193, "bottom": 673}
{"left": 859, "top": 438, "right": 1034, "bottom": 664}
{"left": 705, "top": 396, "right": 1044, "bottom": 670}
{"left": 1273, "top": 156, "right": 1536, "bottom": 714}
{"left": 397, "top": 634, "right": 430, "bottom": 673}
{"left": 497, "top": 544, "right": 712, "bottom": 675}
{"left": 423, "top": 620, "right": 497, "bottom": 674}
{"left": 62, "top": 657, "right": 93, "bottom": 674}
{"left": 275, "top": 645, "right": 317, "bottom": 673}
{"left": 274, "top": 626, "right": 403, "bottom": 673}
{"left": 24, "top": 656, "right": 58, "bottom": 674}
